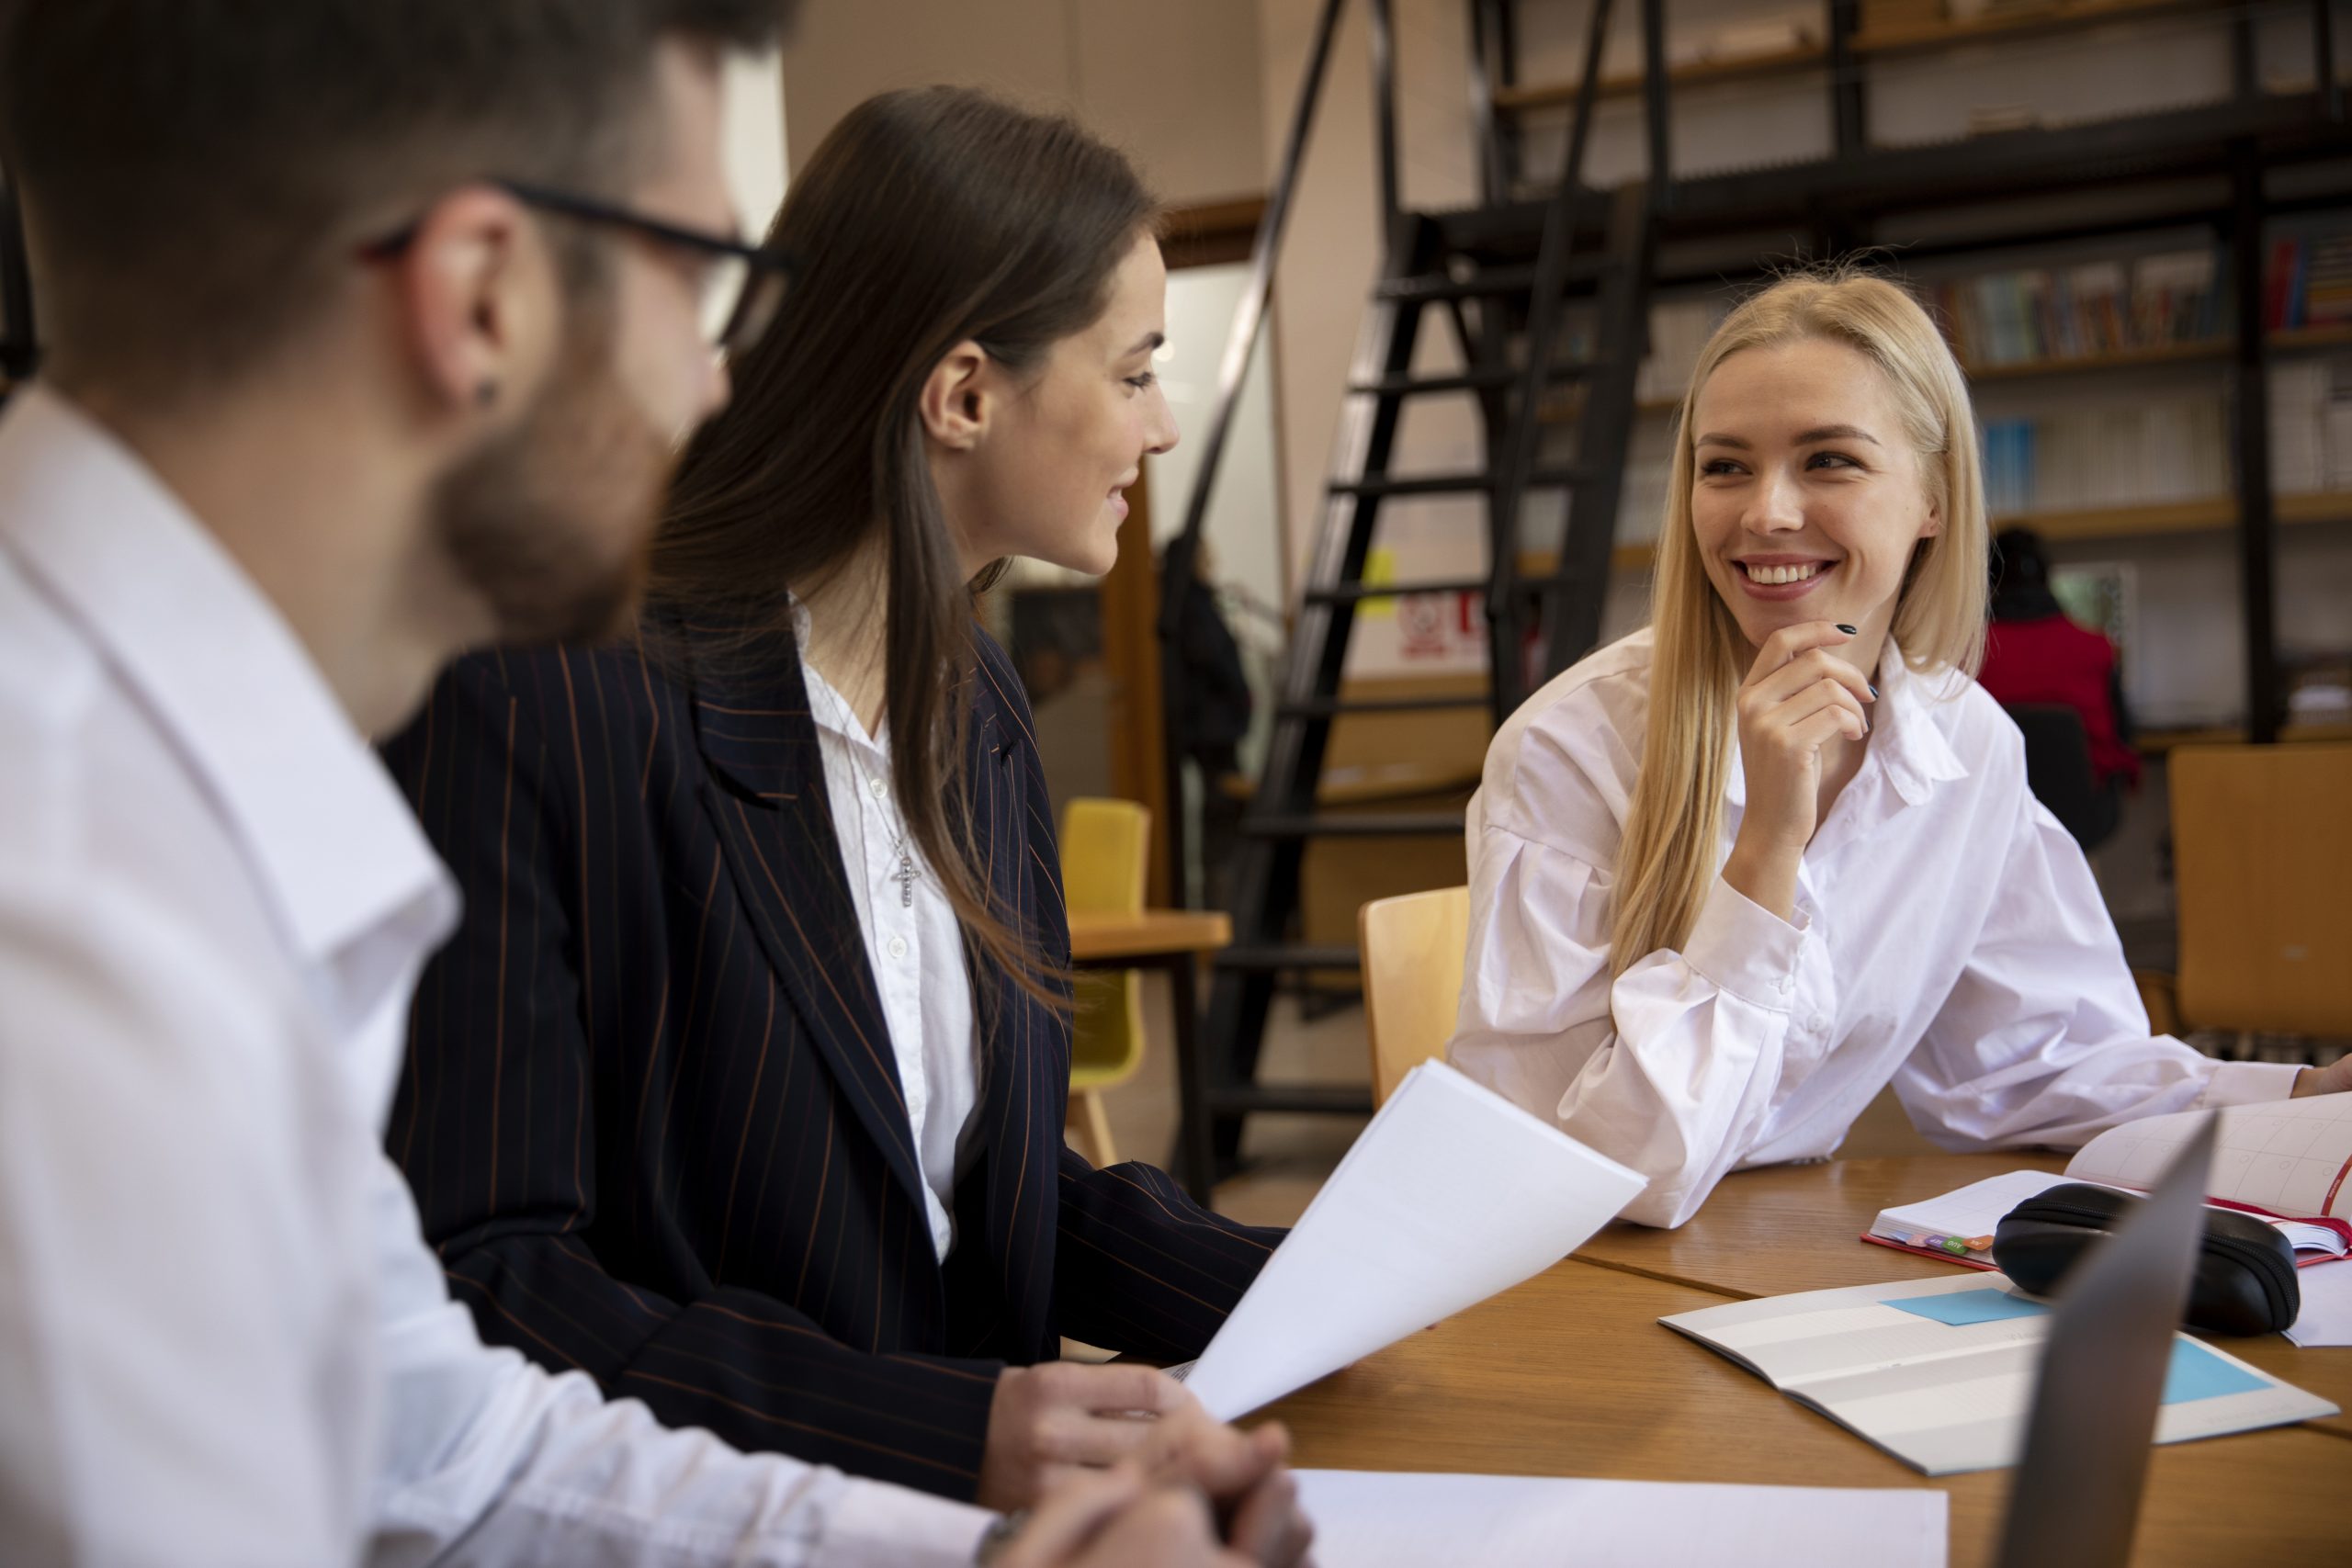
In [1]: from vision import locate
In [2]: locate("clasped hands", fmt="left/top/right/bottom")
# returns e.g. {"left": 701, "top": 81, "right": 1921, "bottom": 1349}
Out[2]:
{"left": 983, "top": 1360, "right": 1314, "bottom": 1568}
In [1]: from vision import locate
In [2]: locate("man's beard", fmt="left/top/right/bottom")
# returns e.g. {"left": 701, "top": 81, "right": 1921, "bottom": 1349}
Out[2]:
{"left": 432, "top": 337, "right": 676, "bottom": 648}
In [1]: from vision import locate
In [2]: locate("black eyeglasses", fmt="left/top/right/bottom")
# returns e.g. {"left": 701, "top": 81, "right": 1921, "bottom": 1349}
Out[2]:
{"left": 362, "top": 178, "right": 797, "bottom": 358}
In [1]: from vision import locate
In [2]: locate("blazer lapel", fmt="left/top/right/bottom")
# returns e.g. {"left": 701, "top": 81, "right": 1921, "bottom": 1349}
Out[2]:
{"left": 678, "top": 616, "right": 932, "bottom": 1226}
{"left": 961, "top": 648, "right": 1069, "bottom": 1357}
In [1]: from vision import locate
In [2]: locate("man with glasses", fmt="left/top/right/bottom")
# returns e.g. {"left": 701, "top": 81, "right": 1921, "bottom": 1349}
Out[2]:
{"left": 0, "top": 5, "right": 1305, "bottom": 1564}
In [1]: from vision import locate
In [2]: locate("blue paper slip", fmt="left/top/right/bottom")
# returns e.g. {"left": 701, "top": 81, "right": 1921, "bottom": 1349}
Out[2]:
{"left": 1879, "top": 1293, "right": 2268, "bottom": 1404}
{"left": 1882, "top": 1289, "right": 2049, "bottom": 1326}
{"left": 2162, "top": 1340, "right": 2269, "bottom": 1405}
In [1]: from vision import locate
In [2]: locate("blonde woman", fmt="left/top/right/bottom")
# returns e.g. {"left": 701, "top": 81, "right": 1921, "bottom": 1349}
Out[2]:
{"left": 1448, "top": 268, "right": 2351, "bottom": 1228}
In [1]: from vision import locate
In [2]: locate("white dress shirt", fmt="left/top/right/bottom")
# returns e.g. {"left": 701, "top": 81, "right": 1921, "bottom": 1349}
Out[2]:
{"left": 0, "top": 387, "right": 991, "bottom": 1566}
{"left": 797, "top": 613, "right": 982, "bottom": 1261}
{"left": 1449, "top": 626, "right": 2300, "bottom": 1229}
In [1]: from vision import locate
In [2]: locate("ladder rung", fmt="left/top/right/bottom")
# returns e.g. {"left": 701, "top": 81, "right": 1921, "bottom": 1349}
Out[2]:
{"left": 1205, "top": 1084, "right": 1375, "bottom": 1117}
{"left": 1374, "top": 258, "right": 1608, "bottom": 303}
{"left": 1303, "top": 575, "right": 1485, "bottom": 604}
{"left": 1277, "top": 694, "right": 1489, "bottom": 718}
{"left": 1329, "top": 465, "right": 1586, "bottom": 500}
{"left": 1241, "top": 813, "right": 1464, "bottom": 839}
{"left": 1376, "top": 265, "right": 1540, "bottom": 302}
{"left": 1300, "top": 573, "right": 1574, "bottom": 606}
{"left": 1351, "top": 364, "right": 1592, "bottom": 397}
{"left": 1217, "top": 943, "right": 1362, "bottom": 972}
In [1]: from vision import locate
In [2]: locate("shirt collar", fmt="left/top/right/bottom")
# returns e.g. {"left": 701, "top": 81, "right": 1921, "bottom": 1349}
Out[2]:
{"left": 0, "top": 386, "right": 457, "bottom": 969}
{"left": 1720, "top": 634, "right": 1971, "bottom": 809}
{"left": 1870, "top": 638, "right": 1973, "bottom": 807}
{"left": 786, "top": 591, "right": 892, "bottom": 756}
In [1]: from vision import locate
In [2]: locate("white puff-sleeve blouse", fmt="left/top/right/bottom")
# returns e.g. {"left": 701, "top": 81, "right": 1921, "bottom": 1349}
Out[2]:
{"left": 1446, "top": 627, "right": 2298, "bottom": 1228}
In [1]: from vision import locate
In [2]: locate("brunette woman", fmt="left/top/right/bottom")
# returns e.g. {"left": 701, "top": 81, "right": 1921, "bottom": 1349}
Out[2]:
{"left": 1448, "top": 268, "right": 2349, "bottom": 1230}
{"left": 381, "top": 87, "right": 1293, "bottom": 1521}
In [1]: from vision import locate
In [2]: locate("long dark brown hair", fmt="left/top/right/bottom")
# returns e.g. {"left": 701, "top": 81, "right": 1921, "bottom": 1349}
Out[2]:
{"left": 649, "top": 85, "right": 1158, "bottom": 1001}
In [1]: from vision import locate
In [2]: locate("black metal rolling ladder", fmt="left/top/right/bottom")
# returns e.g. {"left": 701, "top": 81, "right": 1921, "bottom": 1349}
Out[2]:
{"left": 1158, "top": 0, "right": 1668, "bottom": 1191}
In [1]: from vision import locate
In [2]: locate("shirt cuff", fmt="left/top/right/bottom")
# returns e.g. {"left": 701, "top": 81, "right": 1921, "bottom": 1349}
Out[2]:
{"left": 2199, "top": 1058, "right": 2306, "bottom": 1110}
{"left": 1681, "top": 875, "right": 1806, "bottom": 1011}
{"left": 819, "top": 1479, "right": 995, "bottom": 1567}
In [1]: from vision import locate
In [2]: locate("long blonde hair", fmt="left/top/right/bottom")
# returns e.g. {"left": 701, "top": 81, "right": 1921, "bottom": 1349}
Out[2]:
{"left": 1609, "top": 266, "right": 1989, "bottom": 974}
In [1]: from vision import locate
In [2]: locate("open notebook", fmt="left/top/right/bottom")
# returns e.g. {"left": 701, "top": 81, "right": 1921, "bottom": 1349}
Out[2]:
{"left": 1863, "top": 1093, "right": 2352, "bottom": 1270}
{"left": 1672, "top": 1114, "right": 2339, "bottom": 1481}
{"left": 1660, "top": 1270, "right": 2335, "bottom": 1474}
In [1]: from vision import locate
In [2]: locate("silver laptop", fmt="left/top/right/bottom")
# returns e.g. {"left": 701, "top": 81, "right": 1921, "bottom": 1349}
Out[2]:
{"left": 1996, "top": 1112, "right": 2218, "bottom": 1568}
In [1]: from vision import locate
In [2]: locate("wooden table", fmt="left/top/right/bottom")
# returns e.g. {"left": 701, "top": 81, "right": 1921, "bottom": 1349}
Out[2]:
{"left": 1067, "top": 910, "right": 1230, "bottom": 1200}
{"left": 1259, "top": 1154, "right": 2352, "bottom": 1567}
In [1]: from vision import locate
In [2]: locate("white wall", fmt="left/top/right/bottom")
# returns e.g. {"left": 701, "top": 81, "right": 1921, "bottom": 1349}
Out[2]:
{"left": 776, "top": 0, "right": 1268, "bottom": 207}
{"left": 1150, "top": 263, "right": 1288, "bottom": 615}
{"left": 724, "top": 50, "right": 790, "bottom": 236}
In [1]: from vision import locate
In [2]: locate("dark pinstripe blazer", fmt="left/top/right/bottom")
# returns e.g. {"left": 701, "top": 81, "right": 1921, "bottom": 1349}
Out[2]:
{"left": 379, "top": 616, "right": 1281, "bottom": 1500}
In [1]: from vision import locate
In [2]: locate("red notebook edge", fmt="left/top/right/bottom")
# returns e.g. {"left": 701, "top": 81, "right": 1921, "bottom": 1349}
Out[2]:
{"left": 1858, "top": 1231, "right": 2002, "bottom": 1271}
{"left": 1859, "top": 1205, "right": 2352, "bottom": 1271}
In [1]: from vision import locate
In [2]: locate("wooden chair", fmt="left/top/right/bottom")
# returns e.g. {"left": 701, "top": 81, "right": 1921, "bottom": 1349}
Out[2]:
{"left": 1059, "top": 798, "right": 1150, "bottom": 1166}
{"left": 2158, "top": 742, "right": 2352, "bottom": 1037}
{"left": 1358, "top": 885, "right": 1470, "bottom": 1109}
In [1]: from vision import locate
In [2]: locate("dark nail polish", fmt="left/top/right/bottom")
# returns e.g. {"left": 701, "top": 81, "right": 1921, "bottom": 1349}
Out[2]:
{"left": 1869, "top": 682, "right": 1880, "bottom": 699}
{"left": 1835, "top": 623, "right": 1858, "bottom": 636}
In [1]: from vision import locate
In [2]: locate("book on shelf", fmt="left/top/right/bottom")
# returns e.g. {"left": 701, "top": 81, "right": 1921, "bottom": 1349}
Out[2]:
{"left": 1927, "top": 247, "right": 2224, "bottom": 369}
{"left": 1979, "top": 395, "right": 2228, "bottom": 517}
{"left": 1631, "top": 247, "right": 2241, "bottom": 417}
{"left": 2265, "top": 233, "right": 2352, "bottom": 332}
{"left": 2267, "top": 355, "right": 2352, "bottom": 494}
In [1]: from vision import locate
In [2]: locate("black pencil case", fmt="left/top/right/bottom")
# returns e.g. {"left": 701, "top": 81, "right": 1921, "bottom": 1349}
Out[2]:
{"left": 1991, "top": 1182, "right": 2300, "bottom": 1337}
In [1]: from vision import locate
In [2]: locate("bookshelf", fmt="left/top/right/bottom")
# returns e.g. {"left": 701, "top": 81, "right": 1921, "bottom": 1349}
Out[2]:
{"left": 1851, "top": 0, "right": 2222, "bottom": 58}
{"left": 2015, "top": 491, "right": 2352, "bottom": 537}
{"left": 1963, "top": 330, "right": 2352, "bottom": 379}
{"left": 1594, "top": 494, "right": 2352, "bottom": 577}
{"left": 1560, "top": 330, "right": 2344, "bottom": 423}
{"left": 1492, "top": 41, "right": 1824, "bottom": 113}
{"left": 1960, "top": 339, "right": 2233, "bottom": 380}
{"left": 2276, "top": 323, "right": 2352, "bottom": 355}
{"left": 1459, "top": 0, "right": 2352, "bottom": 743}
{"left": 1491, "top": 0, "right": 2221, "bottom": 118}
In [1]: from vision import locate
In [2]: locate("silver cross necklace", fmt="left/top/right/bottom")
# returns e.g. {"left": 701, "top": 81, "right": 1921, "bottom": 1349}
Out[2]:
{"left": 831, "top": 694, "right": 920, "bottom": 910}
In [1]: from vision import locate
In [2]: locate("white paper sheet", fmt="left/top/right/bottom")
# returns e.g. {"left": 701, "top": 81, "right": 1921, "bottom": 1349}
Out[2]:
{"left": 1661, "top": 1272, "right": 2339, "bottom": 1474}
{"left": 2066, "top": 1093, "right": 2352, "bottom": 1219}
{"left": 2286, "top": 1259, "right": 2352, "bottom": 1347}
{"left": 1179, "top": 1061, "right": 1647, "bottom": 1420}
{"left": 1292, "top": 1470, "right": 1946, "bottom": 1568}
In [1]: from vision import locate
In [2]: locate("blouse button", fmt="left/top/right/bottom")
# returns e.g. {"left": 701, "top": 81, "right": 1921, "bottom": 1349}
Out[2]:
{"left": 1809, "top": 1013, "right": 1829, "bottom": 1032}
{"left": 887, "top": 935, "right": 909, "bottom": 961}
{"left": 869, "top": 777, "right": 888, "bottom": 800}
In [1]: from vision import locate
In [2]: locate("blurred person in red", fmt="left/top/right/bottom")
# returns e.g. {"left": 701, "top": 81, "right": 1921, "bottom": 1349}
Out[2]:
{"left": 1977, "top": 526, "right": 2138, "bottom": 847}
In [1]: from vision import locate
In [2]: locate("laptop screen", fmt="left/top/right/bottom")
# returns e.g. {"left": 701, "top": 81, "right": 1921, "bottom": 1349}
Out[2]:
{"left": 1996, "top": 1113, "right": 2217, "bottom": 1568}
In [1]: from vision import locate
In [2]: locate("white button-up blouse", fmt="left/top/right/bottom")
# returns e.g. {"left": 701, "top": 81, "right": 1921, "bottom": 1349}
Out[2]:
{"left": 1448, "top": 626, "right": 2299, "bottom": 1229}
{"left": 796, "top": 611, "right": 981, "bottom": 1264}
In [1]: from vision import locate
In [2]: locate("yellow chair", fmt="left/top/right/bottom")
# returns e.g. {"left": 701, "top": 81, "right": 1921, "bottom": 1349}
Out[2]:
{"left": 2162, "top": 742, "right": 2352, "bottom": 1037}
{"left": 1059, "top": 798, "right": 1150, "bottom": 1166}
{"left": 1358, "top": 885, "right": 1470, "bottom": 1109}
